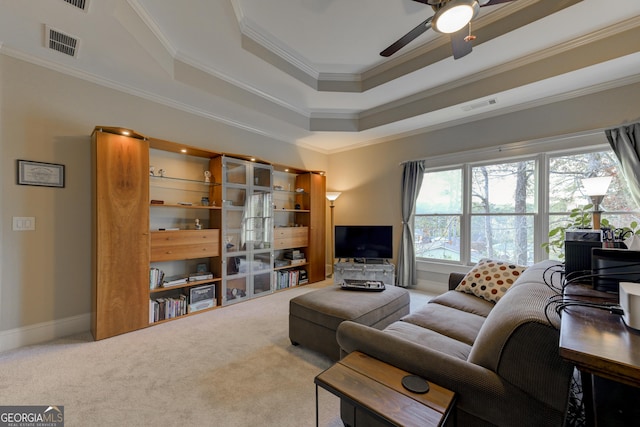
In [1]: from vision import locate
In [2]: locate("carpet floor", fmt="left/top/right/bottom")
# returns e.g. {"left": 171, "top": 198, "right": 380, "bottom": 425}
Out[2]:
{"left": 0, "top": 281, "right": 432, "bottom": 426}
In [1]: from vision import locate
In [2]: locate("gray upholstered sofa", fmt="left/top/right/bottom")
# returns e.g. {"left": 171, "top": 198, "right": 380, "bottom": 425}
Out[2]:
{"left": 336, "top": 260, "right": 574, "bottom": 427}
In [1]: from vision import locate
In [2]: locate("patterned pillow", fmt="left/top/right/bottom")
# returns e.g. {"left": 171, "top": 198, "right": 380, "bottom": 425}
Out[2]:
{"left": 455, "top": 258, "right": 527, "bottom": 303}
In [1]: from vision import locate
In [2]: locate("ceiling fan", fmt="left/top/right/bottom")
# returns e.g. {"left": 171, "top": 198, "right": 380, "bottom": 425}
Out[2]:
{"left": 380, "top": 0, "right": 516, "bottom": 59}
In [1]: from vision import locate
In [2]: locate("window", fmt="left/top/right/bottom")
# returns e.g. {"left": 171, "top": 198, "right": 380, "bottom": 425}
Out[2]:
{"left": 414, "top": 169, "right": 462, "bottom": 261}
{"left": 414, "top": 147, "right": 639, "bottom": 266}
{"left": 470, "top": 160, "right": 536, "bottom": 265}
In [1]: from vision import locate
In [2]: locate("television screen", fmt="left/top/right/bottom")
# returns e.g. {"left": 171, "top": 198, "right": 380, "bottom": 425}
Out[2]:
{"left": 334, "top": 225, "right": 393, "bottom": 260}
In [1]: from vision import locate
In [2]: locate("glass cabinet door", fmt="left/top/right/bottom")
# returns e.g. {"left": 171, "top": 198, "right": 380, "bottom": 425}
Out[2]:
{"left": 221, "top": 157, "right": 273, "bottom": 304}
{"left": 224, "top": 159, "right": 247, "bottom": 185}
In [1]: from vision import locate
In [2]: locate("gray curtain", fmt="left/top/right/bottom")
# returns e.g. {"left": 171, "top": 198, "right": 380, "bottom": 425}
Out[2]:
{"left": 606, "top": 122, "right": 640, "bottom": 207}
{"left": 396, "top": 160, "right": 425, "bottom": 287}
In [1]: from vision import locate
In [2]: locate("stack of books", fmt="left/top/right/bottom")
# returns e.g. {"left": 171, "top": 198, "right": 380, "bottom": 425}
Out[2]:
{"left": 149, "top": 268, "right": 165, "bottom": 289}
{"left": 149, "top": 294, "right": 187, "bottom": 323}
{"left": 274, "top": 269, "right": 308, "bottom": 289}
{"left": 284, "top": 250, "right": 306, "bottom": 266}
{"left": 162, "top": 275, "right": 188, "bottom": 288}
{"left": 188, "top": 272, "right": 214, "bottom": 282}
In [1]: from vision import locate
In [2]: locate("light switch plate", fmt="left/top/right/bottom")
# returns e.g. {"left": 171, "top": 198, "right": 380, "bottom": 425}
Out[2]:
{"left": 13, "top": 217, "right": 35, "bottom": 231}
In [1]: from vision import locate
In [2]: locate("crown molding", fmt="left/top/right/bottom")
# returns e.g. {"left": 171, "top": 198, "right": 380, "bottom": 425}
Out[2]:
{"left": 234, "top": 0, "right": 582, "bottom": 93}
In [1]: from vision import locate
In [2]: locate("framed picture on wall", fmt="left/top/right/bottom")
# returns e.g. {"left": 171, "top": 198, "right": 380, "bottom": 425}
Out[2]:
{"left": 16, "top": 159, "right": 65, "bottom": 188}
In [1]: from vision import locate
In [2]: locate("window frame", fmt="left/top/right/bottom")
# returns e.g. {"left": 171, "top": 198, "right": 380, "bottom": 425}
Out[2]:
{"left": 414, "top": 143, "right": 635, "bottom": 268}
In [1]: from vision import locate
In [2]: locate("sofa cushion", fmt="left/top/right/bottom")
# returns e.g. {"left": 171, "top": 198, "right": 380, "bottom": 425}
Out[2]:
{"left": 456, "top": 258, "right": 527, "bottom": 303}
{"left": 401, "top": 301, "right": 486, "bottom": 346}
{"left": 467, "top": 260, "right": 565, "bottom": 372}
{"left": 430, "top": 289, "right": 495, "bottom": 318}
{"left": 383, "top": 321, "right": 472, "bottom": 360}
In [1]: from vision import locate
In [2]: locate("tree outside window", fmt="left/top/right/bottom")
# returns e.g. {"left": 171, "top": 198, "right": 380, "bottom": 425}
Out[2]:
{"left": 414, "top": 148, "right": 639, "bottom": 266}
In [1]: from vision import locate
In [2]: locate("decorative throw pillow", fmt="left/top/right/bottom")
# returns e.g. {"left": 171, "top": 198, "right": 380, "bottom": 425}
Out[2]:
{"left": 455, "top": 258, "right": 527, "bottom": 303}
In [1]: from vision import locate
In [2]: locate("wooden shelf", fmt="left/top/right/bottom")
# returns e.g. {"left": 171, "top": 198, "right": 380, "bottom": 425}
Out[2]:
{"left": 274, "top": 208, "right": 310, "bottom": 213}
{"left": 92, "top": 126, "right": 325, "bottom": 340}
{"left": 274, "top": 263, "right": 308, "bottom": 271}
{"left": 149, "top": 305, "right": 220, "bottom": 325}
{"left": 150, "top": 175, "right": 220, "bottom": 186}
{"left": 150, "top": 203, "right": 221, "bottom": 210}
{"left": 150, "top": 277, "right": 222, "bottom": 293}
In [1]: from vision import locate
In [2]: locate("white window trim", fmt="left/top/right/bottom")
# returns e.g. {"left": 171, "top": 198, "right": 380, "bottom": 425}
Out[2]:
{"left": 415, "top": 131, "right": 611, "bottom": 277}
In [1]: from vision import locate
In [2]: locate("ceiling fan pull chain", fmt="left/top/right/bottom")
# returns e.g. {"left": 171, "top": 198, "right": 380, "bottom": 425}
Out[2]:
{"left": 464, "top": 23, "right": 477, "bottom": 42}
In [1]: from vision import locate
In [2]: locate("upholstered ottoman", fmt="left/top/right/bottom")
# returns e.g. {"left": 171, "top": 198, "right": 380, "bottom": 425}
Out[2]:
{"left": 289, "top": 285, "right": 410, "bottom": 361}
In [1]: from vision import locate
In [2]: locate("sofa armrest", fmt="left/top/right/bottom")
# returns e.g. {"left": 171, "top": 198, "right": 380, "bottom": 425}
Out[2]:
{"left": 448, "top": 272, "right": 466, "bottom": 290}
{"left": 336, "top": 321, "right": 547, "bottom": 425}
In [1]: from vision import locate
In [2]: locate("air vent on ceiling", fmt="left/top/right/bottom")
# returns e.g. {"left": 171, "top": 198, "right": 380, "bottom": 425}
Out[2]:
{"left": 461, "top": 98, "right": 497, "bottom": 112}
{"left": 45, "top": 25, "right": 80, "bottom": 58}
{"left": 62, "top": 0, "right": 89, "bottom": 12}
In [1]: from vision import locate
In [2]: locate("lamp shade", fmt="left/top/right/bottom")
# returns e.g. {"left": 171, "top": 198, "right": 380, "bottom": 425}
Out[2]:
{"left": 326, "top": 192, "right": 341, "bottom": 202}
{"left": 582, "top": 176, "right": 612, "bottom": 197}
{"left": 432, "top": 0, "right": 479, "bottom": 34}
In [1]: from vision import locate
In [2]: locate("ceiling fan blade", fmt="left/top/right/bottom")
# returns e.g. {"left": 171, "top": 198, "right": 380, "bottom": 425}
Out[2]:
{"left": 380, "top": 16, "right": 433, "bottom": 57}
{"left": 480, "top": 0, "right": 516, "bottom": 6}
{"left": 450, "top": 26, "right": 473, "bottom": 59}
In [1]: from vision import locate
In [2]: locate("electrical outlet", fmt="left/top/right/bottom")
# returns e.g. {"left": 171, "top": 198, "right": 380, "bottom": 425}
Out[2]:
{"left": 12, "top": 217, "right": 35, "bottom": 231}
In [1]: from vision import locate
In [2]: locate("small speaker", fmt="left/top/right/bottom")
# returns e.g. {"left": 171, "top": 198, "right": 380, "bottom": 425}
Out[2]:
{"left": 565, "top": 240, "right": 602, "bottom": 281}
{"left": 620, "top": 282, "right": 640, "bottom": 330}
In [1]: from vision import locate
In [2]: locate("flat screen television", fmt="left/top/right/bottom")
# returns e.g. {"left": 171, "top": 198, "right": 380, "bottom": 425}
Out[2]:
{"left": 334, "top": 225, "right": 393, "bottom": 261}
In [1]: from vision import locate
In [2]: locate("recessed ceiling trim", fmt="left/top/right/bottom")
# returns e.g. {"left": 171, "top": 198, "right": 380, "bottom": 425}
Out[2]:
{"left": 235, "top": 0, "right": 582, "bottom": 93}
{"left": 357, "top": 16, "right": 640, "bottom": 127}
{"left": 240, "top": 17, "right": 320, "bottom": 80}
{"left": 360, "top": 0, "right": 582, "bottom": 92}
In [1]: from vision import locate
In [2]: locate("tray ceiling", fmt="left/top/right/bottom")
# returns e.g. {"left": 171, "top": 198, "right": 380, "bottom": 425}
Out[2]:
{"left": 1, "top": 0, "right": 639, "bottom": 153}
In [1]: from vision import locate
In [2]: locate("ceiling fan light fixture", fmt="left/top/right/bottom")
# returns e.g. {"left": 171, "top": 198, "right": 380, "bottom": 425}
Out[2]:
{"left": 432, "top": 0, "right": 480, "bottom": 34}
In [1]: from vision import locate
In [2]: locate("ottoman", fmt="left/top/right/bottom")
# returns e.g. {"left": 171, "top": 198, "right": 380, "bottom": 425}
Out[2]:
{"left": 289, "top": 285, "right": 410, "bottom": 361}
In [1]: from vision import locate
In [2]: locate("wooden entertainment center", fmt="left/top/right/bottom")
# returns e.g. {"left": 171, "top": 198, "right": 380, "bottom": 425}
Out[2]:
{"left": 91, "top": 126, "right": 326, "bottom": 340}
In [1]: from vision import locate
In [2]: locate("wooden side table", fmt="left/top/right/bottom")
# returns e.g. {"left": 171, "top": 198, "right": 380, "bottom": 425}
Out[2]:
{"left": 314, "top": 351, "right": 455, "bottom": 427}
{"left": 559, "top": 283, "right": 640, "bottom": 426}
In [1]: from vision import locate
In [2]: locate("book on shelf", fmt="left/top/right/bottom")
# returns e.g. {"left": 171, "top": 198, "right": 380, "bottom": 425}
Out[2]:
{"left": 284, "top": 250, "right": 304, "bottom": 260}
{"left": 149, "top": 268, "right": 165, "bottom": 290}
{"left": 162, "top": 275, "right": 188, "bottom": 288}
{"left": 188, "top": 272, "right": 214, "bottom": 282}
{"left": 298, "top": 269, "right": 308, "bottom": 285}
{"left": 289, "top": 258, "right": 306, "bottom": 266}
{"left": 149, "top": 294, "right": 188, "bottom": 323}
{"left": 274, "top": 268, "right": 308, "bottom": 290}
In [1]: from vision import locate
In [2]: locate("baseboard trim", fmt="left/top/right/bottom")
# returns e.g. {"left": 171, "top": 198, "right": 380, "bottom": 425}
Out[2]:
{"left": 415, "top": 279, "right": 447, "bottom": 295}
{"left": 0, "top": 313, "right": 90, "bottom": 353}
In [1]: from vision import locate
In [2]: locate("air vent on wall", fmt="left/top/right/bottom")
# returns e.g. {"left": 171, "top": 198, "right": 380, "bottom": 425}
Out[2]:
{"left": 62, "top": 0, "right": 89, "bottom": 12}
{"left": 461, "top": 98, "right": 497, "bottom": 112}
{"left": 45, "top": 25, "right": 80, "bottom": 58}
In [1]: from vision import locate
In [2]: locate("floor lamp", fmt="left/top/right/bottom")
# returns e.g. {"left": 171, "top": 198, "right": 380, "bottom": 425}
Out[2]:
{"left": 582, "top": 176, "right": 612, "bottom": 230}
{"left": 326, "top": 192, "right": 341, "bottom": 277}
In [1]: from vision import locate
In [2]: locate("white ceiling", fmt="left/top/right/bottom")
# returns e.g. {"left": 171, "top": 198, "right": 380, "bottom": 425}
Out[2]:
{"left": 1, "top": 0, "right": 639, "bottom": 153}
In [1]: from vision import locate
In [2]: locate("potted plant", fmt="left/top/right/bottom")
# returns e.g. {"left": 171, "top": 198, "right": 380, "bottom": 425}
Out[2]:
{"left": 543, "top": 204, "right": 640, "bottom": 259}
{"left": 542, "top": 204, "right": 593, "bottom": 260}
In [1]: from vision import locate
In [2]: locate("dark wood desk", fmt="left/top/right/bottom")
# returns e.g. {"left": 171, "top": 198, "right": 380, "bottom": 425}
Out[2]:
{"left": 315, "top": 351, "right": 455, "bottom": 427}
{"left": 559, "top": 284, "right": 640, "bottom": 425}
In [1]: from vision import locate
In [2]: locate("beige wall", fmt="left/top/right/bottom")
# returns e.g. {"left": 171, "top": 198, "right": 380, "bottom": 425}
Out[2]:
{"left": 0, "top": 54, "right": 327, "bottom": 347}
{"left": 326, "top": 80, "right": 640, "bottom": 282}
{"left": 2, "top": 51, "right": 640, "bottom": 349}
